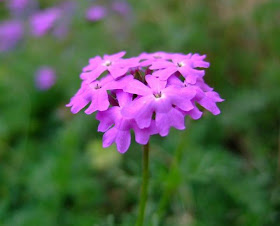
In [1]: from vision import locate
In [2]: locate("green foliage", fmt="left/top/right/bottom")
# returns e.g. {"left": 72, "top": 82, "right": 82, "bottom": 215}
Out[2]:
{"left": 0, "top": 0, "right": 279, "bottom": 225}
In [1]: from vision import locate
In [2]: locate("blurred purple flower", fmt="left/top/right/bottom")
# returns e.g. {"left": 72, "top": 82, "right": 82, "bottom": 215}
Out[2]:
{"left": 35, "top": 66, "right": 56, "bottom": 90}
{"left": 7, "top": 0, "right": 29, "bottom": 11}
{"left": 29, "top": 2, "right": 76, "bottom": 38}
{"left": 6, "top": 0, "right": 37, "bottom": 17}
{"left": 86, "top": 5, "right": 107, "bottom": 22}
{"left": 0, "top": 20, "right": 23, "bottom": 52}
{"left": 30, "top": 8, "right": 61, "bottom": 37}
{"left": 112, "top": 1, "right": 131, "bottom": 15}
{"left": 52, "top": 1, "right": 76, "bottom": 39}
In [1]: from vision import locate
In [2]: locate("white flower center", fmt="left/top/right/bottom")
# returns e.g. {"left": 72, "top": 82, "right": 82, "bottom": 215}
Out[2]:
{"left": 103, "top": 60, "right": 111, "bottom": 67}
{"left": 154, "top": 92, "right": 165, "bottom": 101}
{"left": 177, "top": 61, "right": 185, "bottom": 67}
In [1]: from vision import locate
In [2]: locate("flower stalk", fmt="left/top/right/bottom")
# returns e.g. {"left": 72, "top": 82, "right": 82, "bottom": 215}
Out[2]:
{"left": 136, "top": 142, "right": 150, "bottom": 226}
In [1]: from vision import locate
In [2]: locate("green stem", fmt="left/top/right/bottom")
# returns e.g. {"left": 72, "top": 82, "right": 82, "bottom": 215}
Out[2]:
{"left": 157, "top": 127, "right": 190, "bottom": 220}
{"left": 136, "top": 142, "right": 150, "bottom": 226}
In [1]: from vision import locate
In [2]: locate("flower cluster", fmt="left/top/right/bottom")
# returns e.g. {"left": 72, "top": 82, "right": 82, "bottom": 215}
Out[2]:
{"left": 67, "top": 51, "right": 224, "bottom": 153}
{"left": 0, "top": 20, "right": 23, "bottom": 52}
{"left": 29, "top": 1, "right": 76, "bottom": 38}
{"left": 35, "top": 66, "right": 56, "bottom": 91}
{"left": 0, "top": 1, "right": 132, "bottom": 52}
{"left": 86, "top": 1, "right": 131, "bottom": 22}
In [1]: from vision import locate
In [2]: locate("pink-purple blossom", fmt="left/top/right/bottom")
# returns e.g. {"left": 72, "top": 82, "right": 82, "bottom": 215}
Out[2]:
{"left": 30, "top": 7, "right": 61, "bottom": 37}
{"left": 35, "top": 66, "right": 56, "bottom": 90}
{"left": 0, "top": 20, "right": 23, "bottom": 52}
{"left": 67, "top": 51, "right": 224, "bottom": 153}
{"left": 6, "top": 0, "right": 37, "bottom": 17}
{"left": 7, "top": 0, "right": 29, "bottom": 12}
{"left": 86, "top": 5, "right": 107, "bottom": 22}
{"left": 29, "top": 2, "right": 75, "bottom": 38}
{"left": 112, "top": 1, "right": 131, "bottom": 15}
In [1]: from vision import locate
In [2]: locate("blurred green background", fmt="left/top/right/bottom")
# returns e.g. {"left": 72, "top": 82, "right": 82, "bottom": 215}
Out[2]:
{"left": 0, "top": 0, "right": 280, "bottom": 225}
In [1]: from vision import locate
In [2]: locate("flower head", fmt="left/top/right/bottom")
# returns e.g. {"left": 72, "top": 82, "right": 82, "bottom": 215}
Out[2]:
{"left": 67, "top": 51, "right": 224, "bottom": 153}
{"left": 7, "top": 0, "right": 37, "bottom": 17}
{"left": 30, "top": 8, "right": 61, "bottom": 37}
{"left": 30, "top": 2, "right": 75, "bottom": 38}
{"left": 35, "top": 66, "right": 56, "bottom": 90}
{"left": 112, "top": 1, "right": 131, "bottom": 15}
{"left": 86, "top": 5, "right": 107, "bottom": 22}
{"left": 0, "top": 20, "right": 23, "bottom": 52}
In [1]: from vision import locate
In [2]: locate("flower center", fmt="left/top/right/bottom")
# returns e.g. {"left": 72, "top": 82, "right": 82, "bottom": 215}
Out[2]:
{"left": 103, "top": 60, "right": 111, "bottom": 67}
{"left": 95, "top": 84, "right": 102, "bottom": 89}
{"left": 177, "top": 61, "right": 185, "bottom": 67}
{"left": 154, "top": 92, "right": 162, "bottom": 98}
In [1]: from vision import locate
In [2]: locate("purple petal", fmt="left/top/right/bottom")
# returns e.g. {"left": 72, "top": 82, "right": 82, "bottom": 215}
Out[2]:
{"left": 81, "top": 65, "right": 106, "bottom": 82}
{"left": 83, "top": 56, "right": 102, "bottom": 72}
{"left": 103, "top": 127, "right": 118, "bottom": 148}
{"left": 106, "top": 51, "right": 126, "bottom": 60}
{"left": 123, "top": 79, "right": 152, "bottom": 96}
{"left": 108, "top": 66, "right": 128, "bottom": 79}
{"left": 163, "top": 87, "right": 195, "bottom": 111}
{"left": 66, "top": 95, "right": 89, "bottom": 114}
{"left": 96, "top": 107, "right": 119, "bottom": 132}
{"left": 206, "top": 91, "right": 224, "bottom": 102}
{"left": 145, "top": 74, "right": 167, "bottom": 93}
{"left": 116, "top": 130, "right": 131, "bottom": 153}
{"left": 103, "top": 75, "right": 134, "bottom": 90}
{"left": 192, "top": 60, "right": 210, "bottom": 68}
{"left": 184, "top": 105, "right": 203, "bottom": 120}
{"left": 154, "top": 67, "right": 177, "bottom": 81}
{"left": 133, "top": 121, "right": 158, "bottom": 145}
{"left": 166, "top": 74, "right": 184, "bottom": 87}
{"left": 154, "top": 96, "right": 173, "bottom": 113}
{"left": 156, "top": 108, "right": 185, "bottom": 136}
{"left": 116, "top": 90, "right": 133, "bottom": 107}
{"left": 85, "top": 89, "right": 109, "bottom": 114}
{"left": 178, "top": 67, "right": 204, "bottom": 84}
{"left": 198, "top": 92, "right": 222, "bottom": 115}
{"left": 149, "top": 60, "right": 174, "bottom": 70}
{"left": 122, "top": 96, "right": 154, "bottom": 128}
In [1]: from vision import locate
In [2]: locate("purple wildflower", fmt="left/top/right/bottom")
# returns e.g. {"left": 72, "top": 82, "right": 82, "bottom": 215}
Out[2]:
{"left": 30, "top": 7, "right": 61, "bottom": 37}
{"left": 52, "top": 1, "right": 76, "bottom": 39}
{"left": 35, "top": 66, "right": 56, "bottom": 90}
{"left": 86, "top": 5, "right": 107, "bottom": 22}
{"left": 112, "top": 1, "right": 131, "bottom": 15}
{"left": 6, "top": 0, "right": 37, "bottom": 17}
{"left": 7, "top": 0, "right": 29, "bottom": 12}
{"left": 0, "top": 20, "right": 23, "bottom": 52}
{"left": 67, "top": 51, "right": 224, "bottom": 153}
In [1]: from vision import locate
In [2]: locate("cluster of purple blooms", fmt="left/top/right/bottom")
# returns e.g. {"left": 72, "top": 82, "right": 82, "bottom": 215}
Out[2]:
{"left": 0, "top": 0, "right": 75, "bottom": 52}
{"left": 86, "top": 1, "right": 131, "bottom": 22}
{"left": 0, "top": 0, "right": 131, "bottom": 90}
{"left": 67, "top": 52, "right": 224, "bottom": 153}
{"left": 35, "top": 66, "right": 56, "bottom": 91}
{"left": 0, "top": 20, "right": 23, "bottom": 52}
{"left": 0, "top": 0, "right": 131, "bottom": 51}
